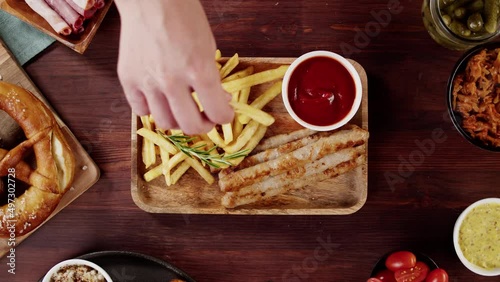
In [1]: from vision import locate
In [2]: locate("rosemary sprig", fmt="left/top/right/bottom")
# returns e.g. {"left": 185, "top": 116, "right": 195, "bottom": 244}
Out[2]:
{"left": 158, "top": 132, "right": 249, "bottom": 168}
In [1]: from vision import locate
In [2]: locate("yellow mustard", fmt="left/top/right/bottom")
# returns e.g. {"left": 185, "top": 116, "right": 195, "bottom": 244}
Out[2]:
{"left": 459, "top": 203, "right": 500, "bottom": 270}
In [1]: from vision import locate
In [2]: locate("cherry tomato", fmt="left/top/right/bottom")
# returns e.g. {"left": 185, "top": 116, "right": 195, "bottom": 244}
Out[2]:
{"left": 394, "top": 261, "right": 430, "bottom": 282}
{"left": 385, "top": 251, "right": 417, "bottom": 272}
{"left": 425, "top": 269, "right": 449, "bottom": 282}
{"left": 375, "top": 269, "right": 397, "bottom": 282}
{"left": 367, "top": 279, "right": 383, "bottom": 282}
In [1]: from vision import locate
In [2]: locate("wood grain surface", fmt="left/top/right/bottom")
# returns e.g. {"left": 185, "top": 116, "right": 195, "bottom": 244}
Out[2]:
{"left": 132, "top": 57, "right": 368, "bottom": 215}
{"left": 1, "top": 1, "right": 499, "bottom": 281}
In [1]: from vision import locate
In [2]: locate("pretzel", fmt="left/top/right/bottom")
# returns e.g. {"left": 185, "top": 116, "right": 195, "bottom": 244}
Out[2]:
{"left": 0, "top": 82, "right": 75, "bottom": 237}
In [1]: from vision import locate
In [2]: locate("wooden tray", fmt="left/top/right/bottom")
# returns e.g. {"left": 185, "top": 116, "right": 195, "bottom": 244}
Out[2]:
{"left": 131, "top": 57, "right": 368, "bottom": 215}
{"left": 0, "top": 0, "right": 113, "bottom": 54}
{"left": 0, "top": 39, "right": 100, "bottom": 257}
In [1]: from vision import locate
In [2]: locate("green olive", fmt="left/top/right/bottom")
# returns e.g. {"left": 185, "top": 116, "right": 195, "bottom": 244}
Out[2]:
{"left": 467, "top": 12, "right": 484, "bottom": 32}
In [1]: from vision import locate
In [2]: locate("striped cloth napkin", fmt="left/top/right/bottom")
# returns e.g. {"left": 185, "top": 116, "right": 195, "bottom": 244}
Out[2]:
{"left": 0, "top": 9, "right": 55, "bottom": 65}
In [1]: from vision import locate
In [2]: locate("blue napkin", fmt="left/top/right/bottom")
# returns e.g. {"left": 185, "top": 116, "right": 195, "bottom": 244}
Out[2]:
{"left": 0, "top": 9, "right": 55, "bottom": 65}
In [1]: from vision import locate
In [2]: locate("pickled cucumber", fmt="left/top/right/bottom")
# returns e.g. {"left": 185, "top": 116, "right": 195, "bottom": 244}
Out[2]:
{"left": 467, "top": 0, "right": 484, "bottom": 12}
{"left": 450, "top": 20, "right": 470, "bottom": 36}
{"left": 454, "top": 7, "right": 468, "bottom": 19}
{"left": 468, "top": 12, "right": 484, "bottom": 32}
{"left": 484, "top": 0, "right": 500, "bottom": 33}
{"left": 439, "top": 0, "right": 456, "bottom": 8}
{"left": 439, "top": 0, "right": 500, "bottom": 38}
{"left": 445, "top": 0, "right": 475, "bottom": 14}
{"left": 442, "top": 14, "right": 453, "bottom": 25}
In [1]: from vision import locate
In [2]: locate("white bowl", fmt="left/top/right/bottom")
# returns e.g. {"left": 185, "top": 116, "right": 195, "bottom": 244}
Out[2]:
{"left": 282, "top": 50, "right": 362, "bottom": 131}
{"left": 453, "top": 198, "right": 500, "bottom": 276}
{"left": 42, "top": 259, "right": 113, "bottom": 282}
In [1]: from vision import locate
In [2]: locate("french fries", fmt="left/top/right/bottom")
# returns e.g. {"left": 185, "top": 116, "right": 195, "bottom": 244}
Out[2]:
{"left": 207, "top": 128, "right": 227, "bottom": 148}
{"left": 159, "top": 148, "right": 171, "bottom": 186}
{"left": 137, "top": 49, "right": 289, "bottom": 193}
{"left": 222, "top": 65, "right": 288, "bottom": 93}
{"left": 238, "top": 81, "right": 282, "bottom": 124}
{"left": 230, "top": 101, "right": 275, "bottom": 126}
{"left": 171, "top": 161, "right": 191, "bottom": 185}
{"left": 185, "top": 157, "right": 215, "bottom": 185}
{"left": 220, "top": 53, "right": 239, "bottom": 79}
{"left": 137, "top": 128, "right": 177, "bottom": 155}
{"left": 223, "top": 120, "right": 260, "bottom": 153}
{"left": 140, "top": 116, "right": 156, "bottom": 168}
{"left": 222, "top": 66, "right": 254, "bottom": 83}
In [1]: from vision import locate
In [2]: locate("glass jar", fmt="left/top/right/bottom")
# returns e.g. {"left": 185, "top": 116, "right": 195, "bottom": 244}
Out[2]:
{"left": 422, "top": 0, "right": 500, "bottom": 50}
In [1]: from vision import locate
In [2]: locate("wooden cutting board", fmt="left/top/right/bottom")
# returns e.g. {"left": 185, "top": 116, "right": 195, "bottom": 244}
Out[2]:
{"left": 0, "top": 39, "right": 100, "bottom": 257}
{"left": 131, "top": 57, "right": 369, "bottom": 215}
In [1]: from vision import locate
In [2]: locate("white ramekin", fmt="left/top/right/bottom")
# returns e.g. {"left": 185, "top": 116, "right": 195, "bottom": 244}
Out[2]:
{"left": 42, "top": 259, "right": 113, "bottom": 282}
{"left": 453, "top": 198, "right": 500, "bottom": 277}
{"left": 282, "top": 50, "right": 362, "bottom": 131}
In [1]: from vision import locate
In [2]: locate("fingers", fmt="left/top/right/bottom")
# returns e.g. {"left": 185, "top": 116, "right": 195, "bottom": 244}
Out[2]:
{"left": 145, "top": 88, "right": 178, "bottom": 131}
{"left": 190, "top": 62, "right": 234, "bottom": 125}
{"left": 120, "top": 59, "right": 233, "bottom": 134}
{"left": 122, "top": 84, "right": 150, "bottom": 116}
{"left": 166, "top": 83, "right": 214, "bottom": 135}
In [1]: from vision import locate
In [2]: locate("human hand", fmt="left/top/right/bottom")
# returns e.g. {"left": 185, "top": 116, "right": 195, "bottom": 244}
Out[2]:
{"left": 115, "top": 0, "right": 234, "bottom": 134}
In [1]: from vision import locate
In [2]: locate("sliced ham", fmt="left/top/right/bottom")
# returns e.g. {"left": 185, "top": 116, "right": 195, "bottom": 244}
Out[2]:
{"left": 94, "top": 0, "right": 104, "bottom": 9}
{"left": 82, "top": 7, "right": 97, "bottom": 19}
{"left": 73, "top": 25, "right": 84, "bottom": 34}
{"left": 25, "top": 0, "right": 72, "bottom": 35}
{"left": 44, "top": 0, "right": 84, "bottom": 32}
{"left": 70, "top": 0, "right": 95, "bottom": 10}
{"left": 64, "top": 0, "right": 97, "bottom": 18}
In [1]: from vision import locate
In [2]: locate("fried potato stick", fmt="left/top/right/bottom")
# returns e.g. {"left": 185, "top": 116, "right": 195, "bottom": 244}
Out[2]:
{"left": 171, "top": 161, "right": 191, "bottom": 185}
{"left": 220, "top": 53, "right": 239, "bottom": 79}
{"left": 140, "top": 115, "right": 156, "bottom": 168}
{"left": 207, "top": 127, "right": 227, "bottom": 148}
{"left": 185, "top": 157, "right": 215, "bottom": 184}
{"left": 238, "top": 81, "right": 282, "bottom": 124}
{"left": 223, "top": 120, "right": 260, "bottom": 153}
{"left": 222, "top": 91, "right": 239, "bottom": 144}
{"left": 222, "top": 66, "right": 254, "bottom": 83}
{"left": 136, "top": 128, "right": 178, "bottom": 155}
{"left": 222, "top": 65, "right": 289, "bottom": 93}
{"left": 230, "top": 101, "right": 275, "bottom": 126}
{"left": 160, "top": 148, "right": 172, "bottom": 186}
{"left": 222, "top": 123, "right": 268, "bottom": 167}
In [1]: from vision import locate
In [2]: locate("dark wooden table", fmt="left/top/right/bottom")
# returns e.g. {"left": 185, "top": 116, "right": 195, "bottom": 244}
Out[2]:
{"left": 2, "top": 1, "right": 499, "bottom": 281}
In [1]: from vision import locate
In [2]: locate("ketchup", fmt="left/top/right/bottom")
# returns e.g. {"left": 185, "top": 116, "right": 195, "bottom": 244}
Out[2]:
{"left": 288, "top": 56, "right": 356, "bottom": 126}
